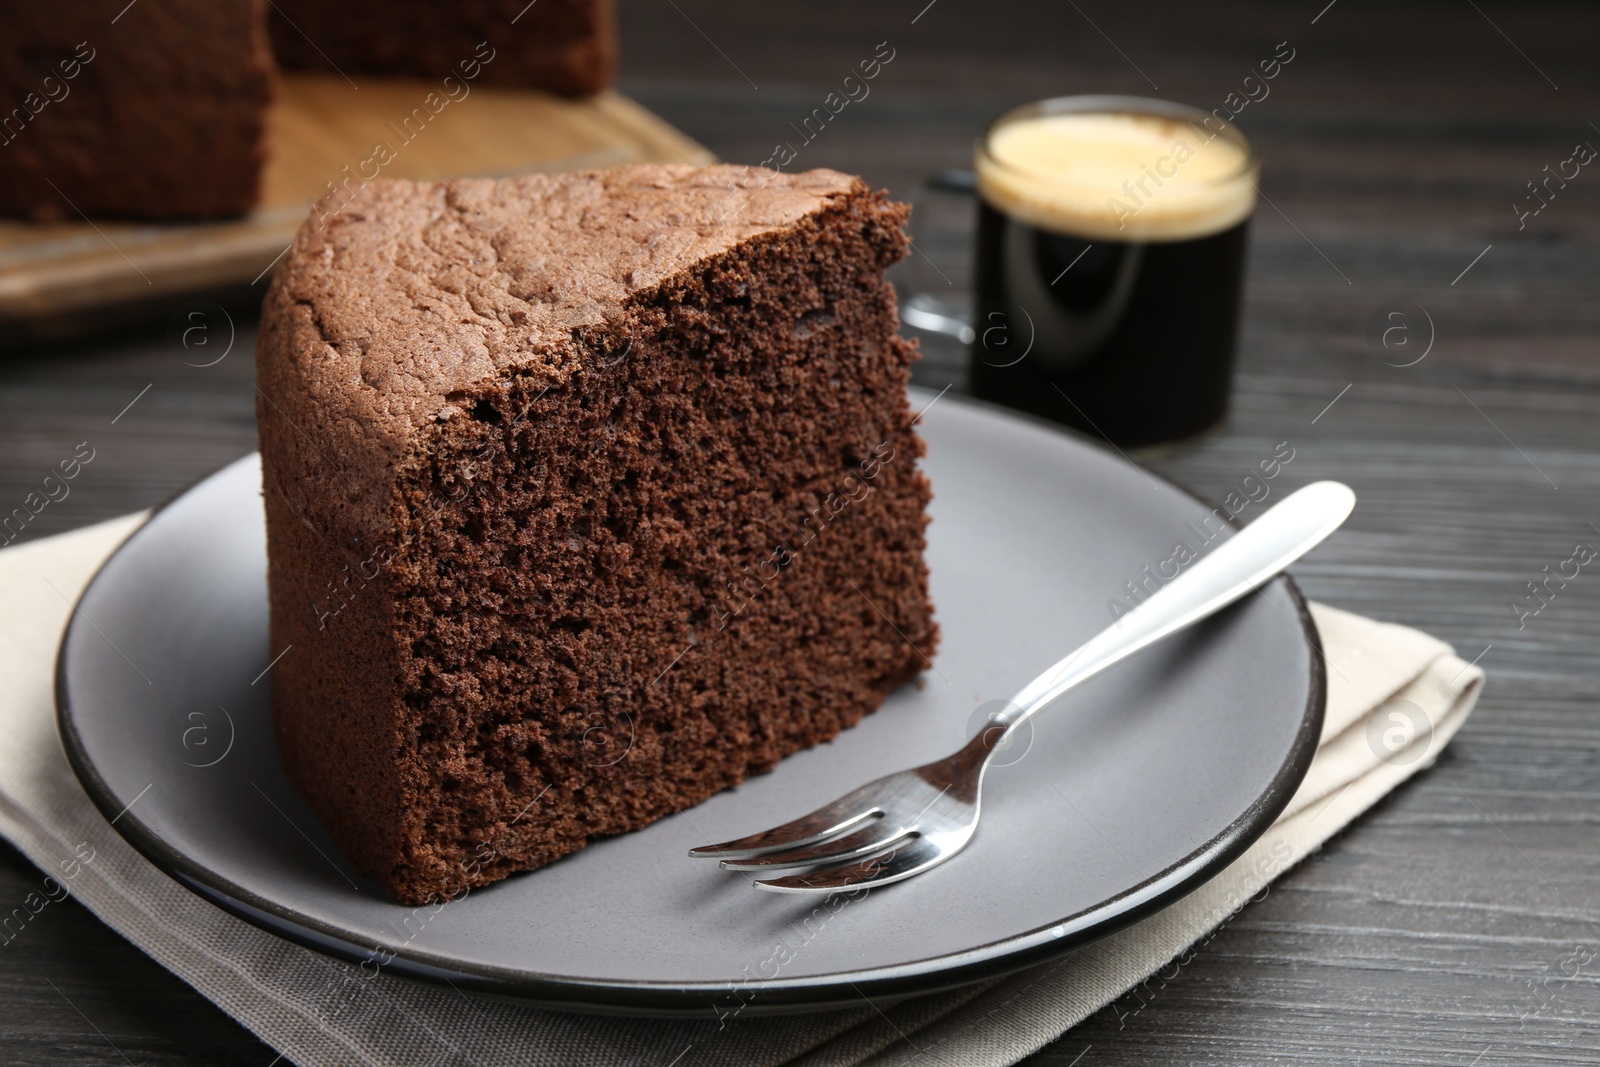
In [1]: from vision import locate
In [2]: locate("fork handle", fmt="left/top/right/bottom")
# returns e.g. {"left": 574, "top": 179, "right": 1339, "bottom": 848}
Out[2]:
{"left": 993, "top": 480, "right": 1355, "bottom": 730}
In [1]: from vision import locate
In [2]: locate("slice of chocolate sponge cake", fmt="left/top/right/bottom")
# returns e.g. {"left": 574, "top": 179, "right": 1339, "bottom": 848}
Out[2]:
{"left": 256, "top": 163, "right": 937, "bottom": 905}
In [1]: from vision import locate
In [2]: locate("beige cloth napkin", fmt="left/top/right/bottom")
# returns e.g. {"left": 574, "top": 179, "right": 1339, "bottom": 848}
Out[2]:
{"left": 0, "top": 515, "right": 1483, "bottom": 1067}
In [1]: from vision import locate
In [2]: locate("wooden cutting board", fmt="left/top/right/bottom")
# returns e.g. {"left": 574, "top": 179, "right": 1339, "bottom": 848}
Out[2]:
{"left": 0, "top": 76, "right": 713, "bottom": 340}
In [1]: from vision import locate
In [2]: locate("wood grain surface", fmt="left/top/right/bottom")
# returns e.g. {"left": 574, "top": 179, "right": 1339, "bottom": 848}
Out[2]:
{"left": 1, "top": 0, "right": 1597, "bottom": 1063}
{"left": 0, "top": 76, "right": 711, "bottom": 336}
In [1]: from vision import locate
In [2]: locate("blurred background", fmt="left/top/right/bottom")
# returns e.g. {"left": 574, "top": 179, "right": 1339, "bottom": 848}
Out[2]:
{"left": 7, "top": 0, "right": 1598, "bottom": 536}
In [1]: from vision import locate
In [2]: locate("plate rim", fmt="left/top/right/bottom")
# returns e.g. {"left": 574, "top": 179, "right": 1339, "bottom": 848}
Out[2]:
{"left": 56, "top": 395, "right": 1326, "bottom": 1016}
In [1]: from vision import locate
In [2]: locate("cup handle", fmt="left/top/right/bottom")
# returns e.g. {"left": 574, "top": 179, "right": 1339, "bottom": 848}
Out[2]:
{"left": 900, "top": 170, "right": 979, "bottom": 344}
{"left": 902, "top": 294, "right": 975, "bottom": 344}
{"left": 925, "top": 169, "right": 977, "bottom": 196}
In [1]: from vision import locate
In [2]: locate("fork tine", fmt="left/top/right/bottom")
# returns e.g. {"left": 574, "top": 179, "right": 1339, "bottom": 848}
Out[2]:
{"left": 753, "top": 835, "right": 950, "bottom": 894}
{"left": 718, "top": 821, "right": 910, "bottom": 871}
{"left": 687, "top": 789, "right": 882, "bottom": 861}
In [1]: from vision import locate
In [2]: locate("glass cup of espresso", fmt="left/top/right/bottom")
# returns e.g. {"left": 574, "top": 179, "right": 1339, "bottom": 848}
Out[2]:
{"left": 969, "top": 96, "right": 1258, "bottom": 447}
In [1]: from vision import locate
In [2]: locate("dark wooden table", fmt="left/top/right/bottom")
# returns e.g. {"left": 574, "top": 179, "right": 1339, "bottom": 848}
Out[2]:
{"left": 3, "top": 1, "right": 1598, "bottom": 1062}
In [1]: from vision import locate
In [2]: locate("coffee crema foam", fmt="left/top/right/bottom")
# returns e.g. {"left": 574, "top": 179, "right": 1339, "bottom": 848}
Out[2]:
{"left": 977, "top": 112, "right": 1257, "bottom": 242}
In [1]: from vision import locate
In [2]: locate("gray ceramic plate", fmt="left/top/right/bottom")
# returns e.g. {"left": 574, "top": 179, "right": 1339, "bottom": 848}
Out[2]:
{"left": 58, "top": 391, "right": 1322, "bottom": 1016}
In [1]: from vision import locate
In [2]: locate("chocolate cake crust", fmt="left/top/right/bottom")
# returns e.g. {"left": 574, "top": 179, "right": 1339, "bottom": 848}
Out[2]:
{"left": 258, "top": 164, "right": 936, "bottom": 904}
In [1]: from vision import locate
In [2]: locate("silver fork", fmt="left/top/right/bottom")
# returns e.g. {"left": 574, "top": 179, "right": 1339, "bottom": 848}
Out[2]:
{"left": 689, "top": 480, "right": 1356, "bottom": 894}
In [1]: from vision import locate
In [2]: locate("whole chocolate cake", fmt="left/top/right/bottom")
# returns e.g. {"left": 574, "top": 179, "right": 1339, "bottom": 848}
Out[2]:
{"left": 270, "top": 0, "right": 613, "bottom": 97}
{"left": 256, "top": 163, "right": 938, "bottom": 904}
{"left": 0, "top": 0, "right": 274, "bottom": 220}
{"left": 0, "top": 0, "right": 614, "bottom": 220}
